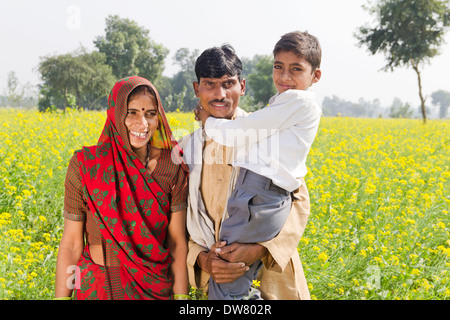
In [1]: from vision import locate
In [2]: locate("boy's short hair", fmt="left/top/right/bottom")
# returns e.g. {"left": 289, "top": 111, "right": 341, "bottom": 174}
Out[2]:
{"left": 195, "top": 44, "right": 242, "bottom": 82}
{"left": 273, "top": 31, "right": 322, "bottom": 71}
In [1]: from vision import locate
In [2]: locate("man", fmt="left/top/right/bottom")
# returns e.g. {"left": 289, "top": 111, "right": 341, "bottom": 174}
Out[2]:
{"left": 178, "top": 44, "right": 311, "bottom": 300}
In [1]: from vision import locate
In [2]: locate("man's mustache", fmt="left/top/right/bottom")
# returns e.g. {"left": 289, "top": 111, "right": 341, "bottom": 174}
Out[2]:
{"left": 208, "top": 99, "right": 232, "bottom": 105}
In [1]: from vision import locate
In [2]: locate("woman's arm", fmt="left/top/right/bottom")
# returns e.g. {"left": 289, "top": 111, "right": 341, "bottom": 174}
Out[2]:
{"left": 166, "top": 209, "right": 189, "bottom": 297}
{"left": 54, "top": 218, "right": 84, "bottom": 298}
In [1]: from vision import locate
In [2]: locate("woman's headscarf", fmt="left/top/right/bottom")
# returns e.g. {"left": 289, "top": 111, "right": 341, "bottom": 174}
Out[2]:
{"left": 76, "top": 76, "right": 187, "bottom": 300}
{"left": 103, "top": 76, "right": 185, "bottom": 155}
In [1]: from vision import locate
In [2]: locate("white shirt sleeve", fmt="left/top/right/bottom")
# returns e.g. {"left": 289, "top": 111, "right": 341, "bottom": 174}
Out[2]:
{"left": 204, "top": 90, "right": 320, "bottom": 147}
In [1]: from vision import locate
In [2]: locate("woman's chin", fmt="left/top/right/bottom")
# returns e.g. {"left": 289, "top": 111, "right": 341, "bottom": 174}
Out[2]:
{"left": 130, "top": 137, "right": 150, "bottom": 150}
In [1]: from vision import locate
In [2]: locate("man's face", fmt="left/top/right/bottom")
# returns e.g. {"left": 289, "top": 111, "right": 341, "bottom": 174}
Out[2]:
{"left": 193, "top": 75, "right": 246, "bottom": 119}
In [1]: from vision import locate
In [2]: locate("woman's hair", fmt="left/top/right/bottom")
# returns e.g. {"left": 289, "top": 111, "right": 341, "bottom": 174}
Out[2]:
{"left": 195, "top": 44, "right": 242, "bottom": 82}
{"left": 273, "top": 31, "right": 322, "bottom": 71}
{"left": 127, "top": 85, "right": 156, "bottom": 105}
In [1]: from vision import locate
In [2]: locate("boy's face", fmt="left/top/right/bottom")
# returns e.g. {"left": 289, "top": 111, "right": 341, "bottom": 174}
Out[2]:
{"left": 273, "top": 50, "right": 321, "bottom": 93}
{"left": 193, "top": 74, "right": 246, "bottom": 119}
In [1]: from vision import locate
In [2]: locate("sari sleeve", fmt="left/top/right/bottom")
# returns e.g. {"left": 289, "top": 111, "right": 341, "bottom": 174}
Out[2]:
{"left": 63, "top": 153, "right": 86, "bottom": 221}
{"left": 169, "top": 163, "right": 188, "bottom": 213}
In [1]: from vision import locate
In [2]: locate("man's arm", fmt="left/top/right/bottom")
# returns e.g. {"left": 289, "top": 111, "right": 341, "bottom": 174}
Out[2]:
{"left": 215, "top": 243, "right": 268, "bottom": 267}
{"left": 188, "top": 239, "right": 249, "bottom": 287}
{"left": 197, "top": 241, "right": 249, "bottom": 284}
{"left": 186, "top": 238, "right": 210, "bottom": 289}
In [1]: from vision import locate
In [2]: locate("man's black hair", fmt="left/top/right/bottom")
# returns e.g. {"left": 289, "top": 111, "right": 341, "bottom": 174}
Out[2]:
{"left": 194, "top": 44, "right": 242, "bottom": 82}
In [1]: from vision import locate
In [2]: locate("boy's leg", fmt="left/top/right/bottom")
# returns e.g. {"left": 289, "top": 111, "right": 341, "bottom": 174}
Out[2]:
{"left": 208, "top": 261, "right": 264, "bottom": 300}
{"left": 221, "top": 169, "right": 292, "bottom": 244}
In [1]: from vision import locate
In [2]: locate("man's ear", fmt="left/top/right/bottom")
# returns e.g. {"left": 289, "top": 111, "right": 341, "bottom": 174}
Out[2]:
{"left": 240, "top": 78, "right": 246, "bottom": 96}
{"left": 193, "top": 81, "right": 199, "bottom": 97}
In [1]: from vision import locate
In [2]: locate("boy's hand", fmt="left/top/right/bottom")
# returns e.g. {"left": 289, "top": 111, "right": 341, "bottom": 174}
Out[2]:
{"left": 194, "top": 103, "right": 210, "bottom": 127}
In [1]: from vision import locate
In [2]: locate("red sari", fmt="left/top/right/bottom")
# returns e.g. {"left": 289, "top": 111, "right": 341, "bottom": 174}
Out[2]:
{"left": 72, "top": 76, "right": 187, "bottom": 300}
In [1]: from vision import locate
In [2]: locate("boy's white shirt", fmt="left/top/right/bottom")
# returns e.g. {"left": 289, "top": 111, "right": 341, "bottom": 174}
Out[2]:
{"left": 204, "top": 89, "right": 322, "bottom": 192}
{"left": 179, "top": 107, "right": 248, "bottom": 250}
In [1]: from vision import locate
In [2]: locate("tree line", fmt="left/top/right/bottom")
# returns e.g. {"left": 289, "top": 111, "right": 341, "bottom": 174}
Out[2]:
{"left": 1, "top": 15, "right": 278, "bottom": 113}
{"left": 2, "top": 0, "right": 450, "bottom": 118}
{"left": 322, "top": 92, "right": 450, "bottom": 119}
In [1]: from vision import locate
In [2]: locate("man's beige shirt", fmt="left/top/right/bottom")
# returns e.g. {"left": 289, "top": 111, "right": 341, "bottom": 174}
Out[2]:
{"left": 185, "top": 132, "right": 311, "bottom": 300}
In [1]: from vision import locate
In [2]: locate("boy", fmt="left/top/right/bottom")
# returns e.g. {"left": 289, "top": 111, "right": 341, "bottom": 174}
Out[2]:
{"left": 195, "top": 31, "right": 322, "bottom": 300}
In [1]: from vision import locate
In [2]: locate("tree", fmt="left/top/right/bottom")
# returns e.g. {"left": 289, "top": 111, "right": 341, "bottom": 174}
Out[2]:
{"left": 389, "top": 98, "right": 413, "bottom": 118}
{"left": 357, "top": 97, "right": 383, "bottom": 118}
{"left": 322, "top": 95, "right": 369, "bottom": 117}
{"left": 355, "top": 0, "right": 450, "bottom": 123}
{"left": 431, "top": 90, "right": 450, "bottom": 118}
{"left": 167, "top": 48, "right": 199, "bottom": 111}
{"left": 37, "top": 47, "right": 115, "bottom": 111}
{"left": 94, "top": 15, "right": 168, "bottom": 83}
{"left": 156, "top": 75, "right": 173, "bottom": 108}
{"left": 4, "top": 71, "right": 22, "bottom": 107}
{"left": 241, "top": 54, "right": 265, "bottom": 98}
{"left": 2, "top": 71, "right": 37, "bottom": 108}
{"left": 247, "top": 55, "right": 277, "bottom": 107}
{"left": 241, "top": 55, "right": 265, "bottom": 79}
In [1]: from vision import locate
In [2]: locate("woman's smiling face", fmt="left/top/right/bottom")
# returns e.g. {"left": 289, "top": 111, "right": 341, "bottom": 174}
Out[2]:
{"left": 125, "top": 91, "right": 158, "bottom": 151}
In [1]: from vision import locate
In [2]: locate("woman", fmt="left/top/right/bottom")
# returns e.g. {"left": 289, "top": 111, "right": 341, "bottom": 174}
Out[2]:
{"left": 54, "top": 76, "right": 189, "bottom": 300}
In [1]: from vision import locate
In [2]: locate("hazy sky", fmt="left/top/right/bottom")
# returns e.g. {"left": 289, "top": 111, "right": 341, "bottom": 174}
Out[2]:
{"left": 1, "top": 0, "right": 449, "bottom": 108}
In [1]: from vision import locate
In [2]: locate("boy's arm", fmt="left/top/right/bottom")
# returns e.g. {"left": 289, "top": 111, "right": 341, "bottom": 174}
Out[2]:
{"left": 194, "top": 103, "right": 211, "bottom": 127}
{"left": 204, "top": 90, "right": 320, "bottom": 147}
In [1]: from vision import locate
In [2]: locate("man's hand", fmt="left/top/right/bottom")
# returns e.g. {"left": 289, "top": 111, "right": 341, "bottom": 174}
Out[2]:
{"left": 194, "top": 103, "right": 211, "bottom": 127}
{"left": 197, "top": 241, "right": 249, "bottom": 284}
{"left": 215, "top": 243, "right": 268, "bottom": 266}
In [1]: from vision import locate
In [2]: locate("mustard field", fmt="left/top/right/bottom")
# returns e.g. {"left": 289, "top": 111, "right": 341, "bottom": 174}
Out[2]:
{"left": 0, "top": 108, "right": 448, "bottom": 300}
